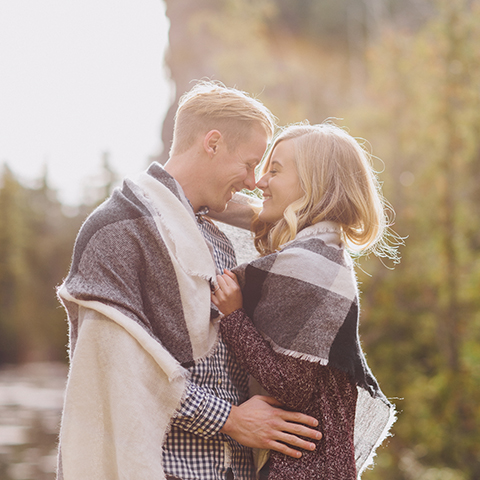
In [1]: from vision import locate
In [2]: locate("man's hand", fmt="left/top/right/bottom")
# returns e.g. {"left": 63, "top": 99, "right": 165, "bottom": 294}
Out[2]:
{"left": 220, "top": 395, "right": 322, "bottom": 458}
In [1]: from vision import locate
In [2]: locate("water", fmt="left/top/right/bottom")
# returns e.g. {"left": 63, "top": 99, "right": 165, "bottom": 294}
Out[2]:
{"left": 0, "top": 363, "right": 67, "bottom": 480}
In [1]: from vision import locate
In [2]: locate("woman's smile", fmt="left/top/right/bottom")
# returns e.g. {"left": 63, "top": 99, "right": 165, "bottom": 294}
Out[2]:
{"left": 256, "top": 138, "right": 304, "bottom": 224}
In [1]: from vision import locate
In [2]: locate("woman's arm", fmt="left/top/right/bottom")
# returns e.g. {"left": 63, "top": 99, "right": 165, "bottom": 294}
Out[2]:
{"left": 219, "top": 308, "right": 317, "bottom": 411}
{"left": 211, "top": 271, "right": 322, "bottom": 452}
{"left": 212, "top": 270, "right": 318, "bottom": 411}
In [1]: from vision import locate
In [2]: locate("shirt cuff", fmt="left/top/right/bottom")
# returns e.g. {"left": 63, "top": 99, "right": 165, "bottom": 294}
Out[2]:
{"left": 171, "top": 381, "right": 232, "bottom": 438}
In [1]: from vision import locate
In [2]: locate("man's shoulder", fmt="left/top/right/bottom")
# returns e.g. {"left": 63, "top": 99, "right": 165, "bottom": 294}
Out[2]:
{"left": 78, "top": 184, "right": 150, "bottom": 242}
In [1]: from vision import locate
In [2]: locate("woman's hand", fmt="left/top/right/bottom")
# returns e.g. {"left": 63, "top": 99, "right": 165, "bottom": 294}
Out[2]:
{"left": 211, "top": 269, "right": 243, "bottom": 316}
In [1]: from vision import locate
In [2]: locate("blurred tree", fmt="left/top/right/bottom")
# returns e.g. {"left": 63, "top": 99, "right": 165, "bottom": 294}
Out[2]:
{"left": 0, "top": 156, "right": 117, "bottom": 365}
{"left": 80, "top": 151, "right": 119, "bottom": 207}
{"left": 0, "top": 165, "right": 30, "bottom": 363}
{"left": 159, "top": 0, "right": 436, "bottom": 162}
{"left": 347, "top": 0, "right": 480, "bottom": 478}
{"left": 22, "top": 170, "right": 83, "bottom": 362}
{"left": 0, "top": 165, "right": 79, "bottom": 363}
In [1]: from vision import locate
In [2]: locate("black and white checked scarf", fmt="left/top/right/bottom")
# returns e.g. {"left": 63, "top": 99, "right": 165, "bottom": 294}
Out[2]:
{"left": 236, "top": 222, "right": 396, "bottom": 475}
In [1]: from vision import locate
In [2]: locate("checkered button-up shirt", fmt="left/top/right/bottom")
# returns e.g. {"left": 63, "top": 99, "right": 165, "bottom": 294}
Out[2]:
{"left": 162, "top": 214, "right": 255, "bottom": 480}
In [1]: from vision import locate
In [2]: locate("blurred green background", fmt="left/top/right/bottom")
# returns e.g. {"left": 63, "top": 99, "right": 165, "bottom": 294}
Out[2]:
{"left": 1, "top": 0, "right": 479, "bottom": 478}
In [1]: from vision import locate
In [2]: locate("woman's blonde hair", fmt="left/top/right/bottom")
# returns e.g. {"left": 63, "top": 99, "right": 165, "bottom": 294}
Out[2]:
{"left": 171, "top": 80, "right": 276, "bottom": 155}
{"left": 254, "top": 122, "right": 399, "bottom": 261}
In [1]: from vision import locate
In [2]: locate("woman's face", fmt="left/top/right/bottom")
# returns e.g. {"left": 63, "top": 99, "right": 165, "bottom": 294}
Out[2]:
{"left": 256, "top": 138, "right": 304, "bottom": 224}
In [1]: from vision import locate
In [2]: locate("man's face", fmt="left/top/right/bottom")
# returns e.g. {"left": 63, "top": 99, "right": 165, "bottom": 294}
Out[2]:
{"left": 207, "top": 129, "right": 269, "bottom": 213}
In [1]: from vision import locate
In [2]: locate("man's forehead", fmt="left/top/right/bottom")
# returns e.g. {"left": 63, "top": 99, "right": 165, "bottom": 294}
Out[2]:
{"left": 241, "top": 148, "right": 265, "bottom": 165}
{"left": 238, "top": 134, "right": 268, "bottom": 158}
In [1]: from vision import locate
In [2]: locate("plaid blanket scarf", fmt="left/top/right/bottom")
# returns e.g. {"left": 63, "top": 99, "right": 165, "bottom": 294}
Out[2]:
{"left": 236, "top": 222, "right": 396, "bottom": 477}
{"left": 56, "top": 163, "right": 218, "bottom": 480}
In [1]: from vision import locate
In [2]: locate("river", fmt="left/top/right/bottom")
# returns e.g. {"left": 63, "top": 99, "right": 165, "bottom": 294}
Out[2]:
{"left": 0, "top": 362, "right": 67, "bottom": 480}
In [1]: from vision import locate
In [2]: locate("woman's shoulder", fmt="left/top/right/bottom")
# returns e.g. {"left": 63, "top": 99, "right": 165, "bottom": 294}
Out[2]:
{"left": 284, "top": 222, "right": 349, "bottom": 264}
{"left": 281, "top": 221, "right": 343, "bottom": 250}
{"left": 282, "top": 237, "right": 351, "bottom": 273}
{"left": 246, "top": 222, "right": 352, "bottom": 273}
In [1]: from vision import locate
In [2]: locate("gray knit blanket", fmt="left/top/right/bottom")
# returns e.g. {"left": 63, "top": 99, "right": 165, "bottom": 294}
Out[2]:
{"left": 56, "top": 163, "right": 218, "bottom": 480}
{"left": 235, "top": 222, "right": 396, "bottom": 477}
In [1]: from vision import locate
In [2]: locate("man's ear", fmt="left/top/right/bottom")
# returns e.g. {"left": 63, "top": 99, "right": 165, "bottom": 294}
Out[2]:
{"left": 203, "top": 130, "right": 222, "bottom": 158}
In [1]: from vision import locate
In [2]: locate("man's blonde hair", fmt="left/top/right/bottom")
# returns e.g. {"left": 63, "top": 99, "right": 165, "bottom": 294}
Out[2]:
{"left": 254, "top": 122, "right": 399, "bottom": 260}
{"left": 170, "top": 81, "right": 276, "bottom": 155}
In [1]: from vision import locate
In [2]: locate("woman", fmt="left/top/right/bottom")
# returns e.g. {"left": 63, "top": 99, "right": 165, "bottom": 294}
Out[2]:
{"left": 211, "top": 123, "right": 398, "bottom": 479}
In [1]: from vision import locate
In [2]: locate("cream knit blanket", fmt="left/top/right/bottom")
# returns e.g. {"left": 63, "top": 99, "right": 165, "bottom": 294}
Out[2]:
{"left": 57, "top": 163, "right": 218, "bottom": 480}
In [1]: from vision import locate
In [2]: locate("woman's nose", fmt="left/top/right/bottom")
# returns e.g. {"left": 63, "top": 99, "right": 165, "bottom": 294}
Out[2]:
{"left": 256, "top": 174, "right": 267, "bottom": 190}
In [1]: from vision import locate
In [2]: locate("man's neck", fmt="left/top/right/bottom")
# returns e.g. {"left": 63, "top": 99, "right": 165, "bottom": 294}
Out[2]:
{"left": 164, "top": 153, "right": 205, "bottom": 213}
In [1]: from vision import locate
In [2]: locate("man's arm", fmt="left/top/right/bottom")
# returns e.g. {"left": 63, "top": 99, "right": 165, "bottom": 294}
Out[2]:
{"left": 170, "top": 381, "right": 231, "bottom": 438}
{"left": 220, "top": 395, "right": 321, "bottom": 458}
{"left": 208, "top": 192, "right": 260, "bottom": 230}
{"left": 172, "top": 381, "right": 321, "bottom": 458}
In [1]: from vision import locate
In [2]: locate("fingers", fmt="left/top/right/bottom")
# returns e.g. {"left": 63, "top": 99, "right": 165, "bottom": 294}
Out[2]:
{"left": 280, "top": 421, "right": 322, "bottom": 443}
{"left": 211, "top": 276, "right": 227, "bottom": 301}
{"left": 264, "top": 421, "right": 321, "bottom": 458}
{"left": 254, "top": 417, "right": 321, "bottom": 458}
{"left": 215, "top": 275, "right": 229, "bottom": 296}
{"left": 265, "top": 440, "right": 303, "bottom": 459}
{"left": 211, "top": 291, "right": 220, "bottom": 307}
{"left": 280, "top": 410, "right": 320, "bottom": 431}
{"left": 257, "top": 396, "right": 320, "bottom": 430}
{"left": 267, "top": 435, "right": 314, "bottom": 458}
{"left": 257, "top": 395, "right": 283, "bottom": 407}
{"left": 211, "top": 273, "right": 243, "bottom": 315}
{"left": 218, "top": 272, "right": 237, "bottom": 288}
{"left": 253, "top": 396, "right": 322, "bottom": 456}
{"left": 215, "top": 274, "right": 240, "bottom": 297}
{"left": 221, "top": 395, "right": 322, "bottom": 459}
{"left": 223, "top": 269, "right": 239, "bottom": 283}
{"left": 267, "top": 409, "right": 321, "bottom": 446}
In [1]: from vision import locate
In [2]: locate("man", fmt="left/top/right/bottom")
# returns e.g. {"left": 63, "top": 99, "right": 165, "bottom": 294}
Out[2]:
{"left": 57, "top": 81, "right": 320, "bottom": 480}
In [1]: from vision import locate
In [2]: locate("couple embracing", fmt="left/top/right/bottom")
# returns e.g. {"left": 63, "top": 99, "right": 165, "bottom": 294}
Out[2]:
{"left": 57, "top": 81, "right": 397, "bottom": 480}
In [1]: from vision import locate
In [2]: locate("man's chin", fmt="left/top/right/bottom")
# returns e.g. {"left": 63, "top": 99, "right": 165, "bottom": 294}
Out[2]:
{"left": 210, "top": 203, "right": 228, "bottom": 214}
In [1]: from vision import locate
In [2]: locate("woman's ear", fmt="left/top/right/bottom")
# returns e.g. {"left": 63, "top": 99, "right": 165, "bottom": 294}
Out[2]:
{"left": 203, "top": 130, "right": 222, "bottom": 158}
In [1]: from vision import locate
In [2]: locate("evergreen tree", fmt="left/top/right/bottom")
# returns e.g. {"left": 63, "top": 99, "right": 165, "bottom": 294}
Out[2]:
{"left": 0, "top": 165, "right": 30, "bottom": 363}
{"left": 350, "top": 1, "right": 480, "bottom": 477}
{"left": 0, "top": 156, "right": 117, "bottom": 365}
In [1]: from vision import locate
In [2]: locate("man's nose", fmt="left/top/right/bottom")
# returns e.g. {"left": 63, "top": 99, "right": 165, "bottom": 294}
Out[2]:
{"left": 244, "top": 169, "right": 256, "bottom": 191}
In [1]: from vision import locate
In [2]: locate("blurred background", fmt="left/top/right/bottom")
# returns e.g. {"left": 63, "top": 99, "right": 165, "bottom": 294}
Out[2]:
{"left": 0, "top": 0, "right": 479, "bottom": 479}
